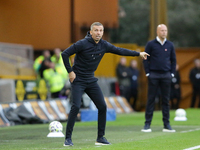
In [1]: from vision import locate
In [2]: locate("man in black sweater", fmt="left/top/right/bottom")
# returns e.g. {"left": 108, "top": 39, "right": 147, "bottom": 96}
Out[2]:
{"left": 62, "top": 22, "right": 149, "bottom": 146}
{"left": 142, "top": 24, "right": 176, "bottom": 133}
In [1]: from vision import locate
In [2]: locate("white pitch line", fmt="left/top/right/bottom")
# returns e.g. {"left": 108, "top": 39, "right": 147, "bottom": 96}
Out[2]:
{"left": 180, "top": 128, "right": 200, "bottom": 133}
{"left": 183, "top": 145, "right": 200, "bottom": 150}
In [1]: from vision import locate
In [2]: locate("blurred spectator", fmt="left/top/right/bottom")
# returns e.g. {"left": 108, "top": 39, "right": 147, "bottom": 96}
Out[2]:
{"left": 33, "top": 50, "right": 51, "bottom": 77}
{"left": 189, "top": 59, "right": 200, "bottom": 108}
{"left": 43, "top": 61, "right": 70, "bottom": 99}
{"left": 39, "top": 58, "right": 51, "bottom": 78}
{"left": 51, "top": 48, "right": 64, "bottom": 66}
{"left": 116, "top": 57, "right": 131, "bottom": 101}
{"left": 170, "top": 64, "right": 181, "bottom": 109}
{"left": 128, "top": 59, "right": 139, "bottom": 110}
{"left": 51, "top": 48, "right": 70, "bottom": 81}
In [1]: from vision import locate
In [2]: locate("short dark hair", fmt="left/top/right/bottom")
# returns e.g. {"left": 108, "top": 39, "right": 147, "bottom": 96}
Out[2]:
{"left": 90, "top": 22, "right": 104, "bottom": 30}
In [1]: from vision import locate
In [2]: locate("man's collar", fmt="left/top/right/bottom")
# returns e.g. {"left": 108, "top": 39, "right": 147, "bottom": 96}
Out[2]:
{"left": 156, "top": 36, "right": 167, "bottom": 45}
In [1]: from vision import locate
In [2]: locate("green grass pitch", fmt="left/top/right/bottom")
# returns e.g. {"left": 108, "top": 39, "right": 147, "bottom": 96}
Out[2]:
{"left": 0, "top": 108, "right": 200, "bottom": 150}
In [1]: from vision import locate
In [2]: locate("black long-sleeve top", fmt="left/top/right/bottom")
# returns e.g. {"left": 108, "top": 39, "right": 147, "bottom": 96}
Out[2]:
{"left": 62, "top": 32, "right": 140, "bottom": 78}
{"left": 143, "top": 39, "right": 176, "bottom": 74}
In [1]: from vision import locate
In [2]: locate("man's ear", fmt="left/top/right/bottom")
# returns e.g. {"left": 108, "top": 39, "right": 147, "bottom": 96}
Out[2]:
{"left": 90, "top": 31, "right": 92, "bottom": 35}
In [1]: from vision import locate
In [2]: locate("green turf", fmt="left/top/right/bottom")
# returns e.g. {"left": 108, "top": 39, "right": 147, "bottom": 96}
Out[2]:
{"left": 0, "top": 108, "right": 200, "bottom": 150}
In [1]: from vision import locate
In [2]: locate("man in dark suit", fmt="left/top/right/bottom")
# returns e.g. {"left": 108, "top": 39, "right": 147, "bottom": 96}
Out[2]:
{"left": 142, "top": 24, "right": 176, "bottom": 132}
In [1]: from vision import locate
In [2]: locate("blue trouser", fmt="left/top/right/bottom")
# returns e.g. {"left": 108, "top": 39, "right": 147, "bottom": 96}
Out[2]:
{"left": 65, "top": 77, "right": 107, "bottom": 139}
{"left": 145, "top": 71, "right": 171, "bottom": 127}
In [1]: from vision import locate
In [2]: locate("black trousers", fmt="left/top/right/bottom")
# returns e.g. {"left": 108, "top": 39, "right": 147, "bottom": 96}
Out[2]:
{"left": 170, "top": 88, "right": 181, "bottom": 109}
{"left": 145, "top": 71, "right": 171, "bottom": 127}
{"left": 191, "top": 86, "right": 200, "bottom": 108}
{"left": 128, "top": 88, "right": 138, "bottom": 110}
{"left": 65, "top": 77, "right": 107, "bottom": 139}
{"left": 119, "top": 85, "right": 130, "bottom": 102}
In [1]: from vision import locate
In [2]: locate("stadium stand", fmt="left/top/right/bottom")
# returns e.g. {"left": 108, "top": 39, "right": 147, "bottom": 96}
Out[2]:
{"left": 0, "top": 42, "right": 34, "bottom": 76}
{"left": 0, "top": 96, "right": 133, "bottom": 127}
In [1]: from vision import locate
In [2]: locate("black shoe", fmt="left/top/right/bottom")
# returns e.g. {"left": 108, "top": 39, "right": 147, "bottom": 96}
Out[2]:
{"left": 63, "top": 138, "right": 73, "bottom": 146}
{"left": 141, "top": 124, "right": 152, "bottom": 132}
{"left": 163, "top": 124, "right": 176, "bottom": 132}
{"left": 95, "top": 137, "right": 111, "bottom": 145}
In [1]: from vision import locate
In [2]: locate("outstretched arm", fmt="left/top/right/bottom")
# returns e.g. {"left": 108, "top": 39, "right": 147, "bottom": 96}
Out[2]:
{"left": 106, "top": 42, "right": 150, "bottom": 59}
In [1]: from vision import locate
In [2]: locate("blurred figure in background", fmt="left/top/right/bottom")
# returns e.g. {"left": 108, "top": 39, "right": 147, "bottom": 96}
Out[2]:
{"left": 51, "top": 48, "right": 64, "bottom": 66}
{"left": 170, "top": 64, "right": 181, "bottom": 109}
{"left": 189, "top": 59, "right": 200, "bottom": 108}
{"left": 128, "top": 59, "right": 139, "bottom": 110}
{"left": 43, "top": 61, "right": 70, "bottom": 98}
{"left": 39, "top": 58, "right": 52, "bottom": 78}
{"left": 33, "top": 50, "right": 51, "bottom": 78}
{"left": 51, "top": 48, "right": 70, "bottom": 81}
{"left": 116, "top": 57, "right": 131, "bottom": 102}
